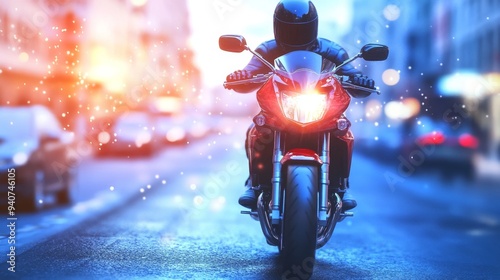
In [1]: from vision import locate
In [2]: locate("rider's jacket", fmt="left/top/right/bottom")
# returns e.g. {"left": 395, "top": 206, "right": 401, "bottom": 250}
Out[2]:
{"left": 232, "top": 38, "right": 362, "bottom": 93}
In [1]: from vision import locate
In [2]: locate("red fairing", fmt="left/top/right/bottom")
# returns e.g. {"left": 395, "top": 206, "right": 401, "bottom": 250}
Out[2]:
{"left": 321, "top": 78, "right": 351, "bottom": 130}
{"left": 256, "top": 79, "right": 281, "bottom": 119}
{"left": 256, "top": 76, "right": 351, "bottom": 133}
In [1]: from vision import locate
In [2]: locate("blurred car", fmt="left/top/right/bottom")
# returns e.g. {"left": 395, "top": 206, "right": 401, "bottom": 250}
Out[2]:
{"left": 146, "top": 96, "right": 211, "bottom": 145}
{"left": 154, "top": 113, "right": 190, "bottom": 145}
{"left": 153, "top": 112, "right": 210, "bottom": 145}
{"left": 401, "top": 115, "right": 479, "bottom": 180}
{"left": 96, "top": 111, "right": 157, "bottom": 157}
{"left": 351, "top": 120, "right": 403, "bottom": 162}
{"left": 0, "top": 105, "right": 76, "bottom": 211}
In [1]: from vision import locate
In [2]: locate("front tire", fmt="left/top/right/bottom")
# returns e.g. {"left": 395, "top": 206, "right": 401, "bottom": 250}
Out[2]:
{"left": 57, "top": 170, "right": 74, "bottom": 205}
{"left": 281, "top": 164, "right": 318, "bottom": 279}
{"left": 20, "top": 169, "right": 44, "bottom": 212}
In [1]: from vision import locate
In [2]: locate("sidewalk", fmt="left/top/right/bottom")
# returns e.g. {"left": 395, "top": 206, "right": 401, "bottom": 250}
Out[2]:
{"left": 354, "top": 152, "right": 500, "bottom": 224}
{"left": 474, "top": 154, "right": 500, "bottom": 184}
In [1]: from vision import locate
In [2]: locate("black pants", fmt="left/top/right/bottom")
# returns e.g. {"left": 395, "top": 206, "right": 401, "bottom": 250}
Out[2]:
{"left": 244, "top": 123, "right": 353, "bottom": 190}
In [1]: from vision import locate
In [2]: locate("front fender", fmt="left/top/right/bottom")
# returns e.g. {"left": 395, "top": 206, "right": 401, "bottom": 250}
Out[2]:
{"left": 280, "top": 148, "right": 322, "bottom": 166}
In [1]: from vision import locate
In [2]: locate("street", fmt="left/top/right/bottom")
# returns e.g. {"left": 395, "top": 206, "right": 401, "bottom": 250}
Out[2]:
{"left": 1, "top": 117, "right": 499, "bottom": 279}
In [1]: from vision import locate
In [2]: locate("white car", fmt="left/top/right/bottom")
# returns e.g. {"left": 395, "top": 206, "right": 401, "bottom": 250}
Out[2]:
{"left": 97, "top": 111, "right": 156, "bottom": 157}
{"left": 0, "top": 105, "right": 76, "bottom": 211}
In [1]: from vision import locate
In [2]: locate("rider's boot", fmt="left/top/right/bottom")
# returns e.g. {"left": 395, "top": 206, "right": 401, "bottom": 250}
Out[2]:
{"left": 342, "top": 190, "right": 357, "bottom": 211}
{"left": 238, "top": 177, "right": 257, "bottom": 209}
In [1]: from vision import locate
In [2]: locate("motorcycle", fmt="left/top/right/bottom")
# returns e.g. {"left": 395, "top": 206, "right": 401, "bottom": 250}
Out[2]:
{"left": 220, "top": 34, "right": 388, "bottom": 278}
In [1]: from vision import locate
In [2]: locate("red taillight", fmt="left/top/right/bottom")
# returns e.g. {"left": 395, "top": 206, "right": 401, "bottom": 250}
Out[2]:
{"left": 459, "top": 133, "right": 479, "bottom": 149}
{"left": 417, "top": 131, "right": 445, "bottom": 145}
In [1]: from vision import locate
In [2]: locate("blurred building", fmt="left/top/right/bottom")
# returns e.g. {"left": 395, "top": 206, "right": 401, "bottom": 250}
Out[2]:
{"left": 347, "top": 0, "right": 394, "bottom": 83}
{"left": 348, "top": 0, "right": 500, "bottom": 159}
{"left": 0, "top": 0, "right": 87, "bottom": 128}
{"left": 81, "top": 0, "right": 200, "bottom": 114}
{"left": 0, "top": 0, "right": 199, "bottom": 130}
{"left": 431, "top": 0, "right": 500, "bottom": 158}
{"left": 347, "top": 0, "right": 416, "bottom": 128}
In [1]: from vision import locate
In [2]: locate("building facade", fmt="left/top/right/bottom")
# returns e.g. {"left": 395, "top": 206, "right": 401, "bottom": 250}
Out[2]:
{"left": 0, "top": 0, "right": 199, "bottom": 130}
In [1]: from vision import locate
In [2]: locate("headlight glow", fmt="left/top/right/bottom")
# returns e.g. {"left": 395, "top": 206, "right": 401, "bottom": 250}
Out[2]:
{"left": 166, "top": 127, "right": 186, "bottom": 143}
{"left": 281, "top": 91, "right": 328, "bottom": 124}
{"left": 135, "top": 132, "right": 152, "bottom": 147}
{"left": 98, "top": 131, "right": 111, "bottom": 144}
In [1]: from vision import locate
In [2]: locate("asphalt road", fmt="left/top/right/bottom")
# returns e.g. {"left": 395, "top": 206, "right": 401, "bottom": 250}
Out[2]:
{"left": 1, "top": 117, "right": 499, "bottom": 279}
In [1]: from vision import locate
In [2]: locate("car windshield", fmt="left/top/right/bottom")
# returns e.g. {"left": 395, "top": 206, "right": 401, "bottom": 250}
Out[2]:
{"left": 0, "top": 108, "right": 35, "bottom": 140}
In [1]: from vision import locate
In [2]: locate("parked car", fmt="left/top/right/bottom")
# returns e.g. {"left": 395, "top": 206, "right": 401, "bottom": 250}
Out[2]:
{"left": 401, "top": 115, "right": 479, "bottom": 180}
{"left": 153, "top": 112, "right": 211, "bottom": 145}
{"left": 96, "top": 111, "right": 157, "bottom": 157}
{"left": 146, "top": 96, "right": 211, "bottom": 145}
{"left": 154, "top": 113, "right": 190, "bottom": 145}
{"left": 0, "top": 105, "right": 76, "bottom": 211}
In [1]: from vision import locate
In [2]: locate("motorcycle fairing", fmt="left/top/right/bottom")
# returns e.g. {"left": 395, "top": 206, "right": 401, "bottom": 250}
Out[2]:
{"left": 255, "top": 51, "right": 351, "bottom": 132}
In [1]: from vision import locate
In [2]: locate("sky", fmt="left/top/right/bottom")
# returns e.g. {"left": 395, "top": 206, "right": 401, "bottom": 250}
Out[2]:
{"left": 186, "top": 0, "right": 354, "bottom": 88}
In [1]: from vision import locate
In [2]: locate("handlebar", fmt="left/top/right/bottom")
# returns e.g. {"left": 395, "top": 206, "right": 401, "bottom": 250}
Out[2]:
{"left": 223, "top": 73, "right": 379, "bottom": 95}
{"left": 338, "top": 75, "right": 380, "bottom": 95}
{"left": 341, "top": 80, "right": 380, "bottom": 95}
{"left": 223, "top": 73, "right": 273, "bottom": 88}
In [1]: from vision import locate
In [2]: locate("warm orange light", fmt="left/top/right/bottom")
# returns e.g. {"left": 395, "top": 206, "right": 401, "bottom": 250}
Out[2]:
{"left": 402, "top": 97, "right": 421, "bottom": 118}
{"left": 89, "top": 46, "right": 127, "bottom": 92}
{"left": 19, "top": 52, "right": 29, "bottom": 62}
{"left": 130, "top": 0, "right": 147, "bottom": 7}
{"left": 483, "top": 73, "right": 500, "bottom": 93}
{"left": 153, "top": 96, "right": 183, "bottom": 114}
{"left": 365, "top": 99, "right": 382, "bottom": 121}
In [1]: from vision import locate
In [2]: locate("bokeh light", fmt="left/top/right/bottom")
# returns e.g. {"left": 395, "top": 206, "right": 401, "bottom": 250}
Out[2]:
{"left": 382, "top": 69, "right": 400, "bottom": 86}
{"left": 130, "top": 0, "right": 147, "bottom": 7}
{"left": 383, "top": 4, "right": 401, "bottom": 21}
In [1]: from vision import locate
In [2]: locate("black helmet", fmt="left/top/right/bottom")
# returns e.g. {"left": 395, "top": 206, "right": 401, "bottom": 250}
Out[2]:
{"left": 273, "top": 0, "right": 318, "bottom": 48}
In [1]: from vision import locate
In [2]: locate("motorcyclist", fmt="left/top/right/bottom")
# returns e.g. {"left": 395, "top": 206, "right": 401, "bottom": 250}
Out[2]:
{"left": 225, "top": 0, "right": 376, "bottom": 211}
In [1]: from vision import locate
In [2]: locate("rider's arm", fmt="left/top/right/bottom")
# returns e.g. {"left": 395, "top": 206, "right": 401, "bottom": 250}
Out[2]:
{"left": 227, "top": 43, "right": 273, "bottom": 94}
{"left": 323, "top": 42, "right": 362, "bottom": 77}
{"left": 322, "top": 41, "right": 376, "bottom": 98}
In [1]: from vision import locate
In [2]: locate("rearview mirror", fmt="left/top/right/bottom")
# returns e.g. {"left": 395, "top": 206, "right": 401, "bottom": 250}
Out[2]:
{"left": 360, "top": 44, "right": 389, "bottom": 61}
{"left": 219, "top": 35, "right": 247, "bottom": 53}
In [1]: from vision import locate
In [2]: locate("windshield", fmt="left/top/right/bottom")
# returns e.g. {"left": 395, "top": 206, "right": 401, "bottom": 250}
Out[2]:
{"left": 274, "top": 51, "right": 335, "bottom": 73}
{"left": 273, "top": 51, "right": 334, "bottom": 93}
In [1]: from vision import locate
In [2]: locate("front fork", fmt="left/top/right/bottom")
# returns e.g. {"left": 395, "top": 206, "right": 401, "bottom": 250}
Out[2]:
{"left": 270, "top": 131, "right": 331, "bottom": 225}
{"left": 318, "top": 133, "right": 331, "bottom": 226}
{"left": 270, "top": 131, "right": 283, "bottom": 225}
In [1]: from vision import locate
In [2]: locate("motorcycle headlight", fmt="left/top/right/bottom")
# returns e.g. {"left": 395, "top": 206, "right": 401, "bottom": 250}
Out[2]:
{"left": 280, "top": 91, "right": 328, "bottom": 124}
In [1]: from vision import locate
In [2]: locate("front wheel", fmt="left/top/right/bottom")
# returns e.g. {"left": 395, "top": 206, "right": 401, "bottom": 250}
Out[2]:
{"left": 57, "top": 170, "right": 74, "bottom": 205}
{"left": 281, "top": 164, "right": 318, "bottom": 279}
{"left": 19, "top": 169, "right": 45, "bottom": 212}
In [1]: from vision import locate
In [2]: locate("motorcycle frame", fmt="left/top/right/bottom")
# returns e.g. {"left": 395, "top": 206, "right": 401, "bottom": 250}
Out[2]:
{"left": 219, "top": 34, "right": 388, "bottom": 250}
{"left": 257, "top": 129, "right": 344, "bottom": 249}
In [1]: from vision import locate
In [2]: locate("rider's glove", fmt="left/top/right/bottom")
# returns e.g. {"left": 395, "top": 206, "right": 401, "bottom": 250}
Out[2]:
{"left": 226, "top": 70, "right": 253, "bottom": 82}
{"left": 349, "top": 74, "right": 375, "bottom": 89}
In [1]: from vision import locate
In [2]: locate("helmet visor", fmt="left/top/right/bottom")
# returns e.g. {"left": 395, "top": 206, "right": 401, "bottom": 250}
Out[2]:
{"left": 274, "top": 17, "right": 318, "bottom": 47}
